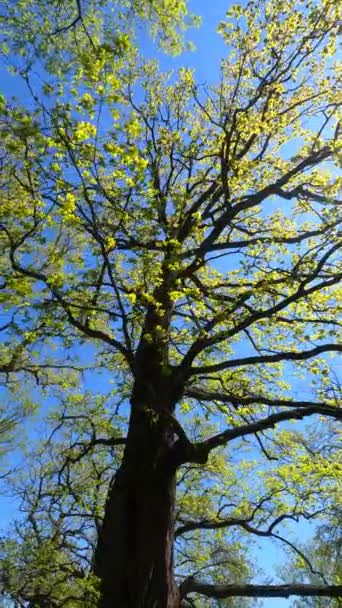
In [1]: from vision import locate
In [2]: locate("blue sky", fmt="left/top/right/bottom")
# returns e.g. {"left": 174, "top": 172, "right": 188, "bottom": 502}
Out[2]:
{"left": 1, "top": 1, "right": 335, "bottom": 606}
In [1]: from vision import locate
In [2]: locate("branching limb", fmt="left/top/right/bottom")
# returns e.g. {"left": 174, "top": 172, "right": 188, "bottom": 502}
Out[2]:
{"left": 184, "top": 387, "right": 338, "bottom": 410}
{"left": 53, "top": 0, "right": 83, "bottom": 34}
{"left": 174, "top": 405, "right": 342, "bottom": 465}
{"left": 191, "top": 343, "right": 342, "bottom": 375}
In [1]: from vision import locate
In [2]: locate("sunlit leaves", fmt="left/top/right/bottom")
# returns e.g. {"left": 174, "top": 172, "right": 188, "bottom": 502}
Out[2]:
{"left": 0, "top": 0, "right": 341, "bottom": 604}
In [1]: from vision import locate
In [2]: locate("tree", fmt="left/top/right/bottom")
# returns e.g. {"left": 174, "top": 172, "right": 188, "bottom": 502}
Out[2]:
{"left": 0, "top": 0, "right": 341, "bottom": 606}
{"left": 284, "top": 512, "right": 342, "bottom": 608}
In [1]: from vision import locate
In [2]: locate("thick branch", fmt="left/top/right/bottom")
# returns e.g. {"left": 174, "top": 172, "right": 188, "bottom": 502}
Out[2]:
{"left": 181, "top": 580, "right": 342, "bottom": 600}
{"left": 184, "top": 388, "right": 336, "bottom": 409}
{"left": 191, "top": 343, "right": 342, "bottom": 375}
{"left": 175, "top": 405, "right": 341, "bottom": 465}
{"left": 175, "top": 511, "right": 312, "bottom": 538}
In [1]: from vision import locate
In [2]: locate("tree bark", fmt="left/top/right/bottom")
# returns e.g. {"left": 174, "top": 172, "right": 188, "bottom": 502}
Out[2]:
{"left": 180, "top": 580, "right": 342, "bottom": 600}
{"left": 94, "top": 379, "right": 180, "bottom": 608}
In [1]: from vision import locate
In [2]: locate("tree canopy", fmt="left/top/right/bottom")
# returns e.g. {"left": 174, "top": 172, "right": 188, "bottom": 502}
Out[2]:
{"left": 0, "top": 0, "right": 341, "bottom": 606}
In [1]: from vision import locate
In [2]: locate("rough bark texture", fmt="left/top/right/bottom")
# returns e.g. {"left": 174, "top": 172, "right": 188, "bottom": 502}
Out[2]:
{"left": 93, "top": 277, "right": 184, "bottom": 607}
{"left": 94, "top": 355, "right": 182, "bottom": 608}
{"left": 181, "top": 581, "right": 342, "bottom": 599}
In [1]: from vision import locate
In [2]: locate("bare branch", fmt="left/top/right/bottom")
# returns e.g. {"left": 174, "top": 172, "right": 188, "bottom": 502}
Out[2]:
{"left": 180, "top": 580, "right": 342, "bottom": 600}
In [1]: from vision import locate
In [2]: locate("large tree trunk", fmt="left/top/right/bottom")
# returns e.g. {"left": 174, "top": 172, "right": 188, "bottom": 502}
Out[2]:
{"left": 94, "top": 387, "right": 180, "bottom": 608}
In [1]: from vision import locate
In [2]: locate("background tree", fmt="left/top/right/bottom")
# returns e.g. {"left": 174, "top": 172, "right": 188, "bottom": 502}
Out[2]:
{"left": 283, "top": 511, "right": 342, "bottom": 608}
{"left": 0, "top": 0, "right": 341, "bottom": 607}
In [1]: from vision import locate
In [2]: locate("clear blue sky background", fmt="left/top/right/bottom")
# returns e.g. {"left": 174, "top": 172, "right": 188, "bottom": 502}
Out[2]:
{"left": 0, "top": 1, "right": 332, "bottom": 606}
